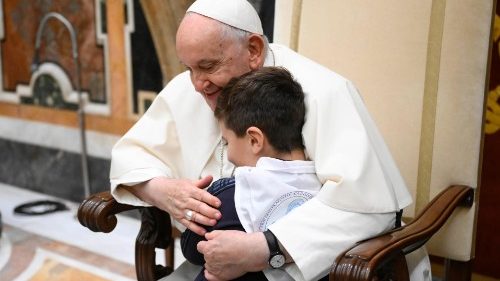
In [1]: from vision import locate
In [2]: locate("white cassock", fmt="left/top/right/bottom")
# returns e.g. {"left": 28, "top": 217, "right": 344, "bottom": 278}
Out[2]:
{"left": 109, "top": 43, "right": 430, "bottom": 281}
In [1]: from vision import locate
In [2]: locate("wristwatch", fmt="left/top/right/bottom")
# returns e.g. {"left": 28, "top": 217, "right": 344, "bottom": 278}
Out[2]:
{"left": 263, "top": 230, "right": 286, "bottom": 269}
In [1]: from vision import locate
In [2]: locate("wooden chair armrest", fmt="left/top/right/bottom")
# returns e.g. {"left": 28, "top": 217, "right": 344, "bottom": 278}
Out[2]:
{"left": 77, "top": 191, "right": 174, "bottom": 280}
{"left": 330, "top": 185, "right": 474, "bottom": 281}
{"left": 77, "top": 191, "right": 140, "bottom": 233}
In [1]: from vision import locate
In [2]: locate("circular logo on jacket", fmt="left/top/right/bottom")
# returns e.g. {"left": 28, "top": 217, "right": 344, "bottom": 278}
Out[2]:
{"left": 259, "top": 191, "right": 313, "bottom": 231}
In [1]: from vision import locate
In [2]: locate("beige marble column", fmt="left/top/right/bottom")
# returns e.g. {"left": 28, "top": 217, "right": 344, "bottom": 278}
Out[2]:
{"left": 107, "top": 0, "right": 129, "bottom": 119}
{"left": 140, "top": 0, "right": 193, "bottom": 83}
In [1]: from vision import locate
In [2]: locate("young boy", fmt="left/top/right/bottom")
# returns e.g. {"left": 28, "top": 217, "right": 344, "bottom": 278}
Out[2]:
{"left": 181, "top": 67, "right": 322, "bottom": 281}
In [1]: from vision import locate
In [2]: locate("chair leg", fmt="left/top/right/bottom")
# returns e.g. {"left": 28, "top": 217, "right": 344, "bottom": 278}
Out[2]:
{"left": 444, "top": 259, "right": 471, "bottom": 281}
{"left": 165, "top": 239, "right": 175, "bottom": 269}
{"left": 165, "top": 228, "right": 181, "bottom": 269}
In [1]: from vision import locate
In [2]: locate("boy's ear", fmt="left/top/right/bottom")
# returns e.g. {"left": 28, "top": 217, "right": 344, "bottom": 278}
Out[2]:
{"left": 246, "top": 126, "right": 264, "bottom": 154}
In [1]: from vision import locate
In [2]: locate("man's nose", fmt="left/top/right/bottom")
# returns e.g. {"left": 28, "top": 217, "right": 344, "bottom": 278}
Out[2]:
{"left": 192, "top": 71, "right": 208, "bottom": 92}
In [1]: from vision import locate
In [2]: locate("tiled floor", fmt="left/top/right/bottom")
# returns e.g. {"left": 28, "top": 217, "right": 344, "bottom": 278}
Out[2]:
{"left": 1, "top": 225, "right": 136, "bottom": 280}
{"left": 0, "top": 183, "right": 185, "bottom": 280}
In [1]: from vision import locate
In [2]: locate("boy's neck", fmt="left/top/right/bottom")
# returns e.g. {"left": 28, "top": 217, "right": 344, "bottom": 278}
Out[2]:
{"left": 273, "top": 149, "right": 306, "bottom": 161}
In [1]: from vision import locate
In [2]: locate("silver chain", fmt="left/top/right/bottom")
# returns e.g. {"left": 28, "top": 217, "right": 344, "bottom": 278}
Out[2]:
{"left": 219, "top": 138, "right": 236, "bottom": 179}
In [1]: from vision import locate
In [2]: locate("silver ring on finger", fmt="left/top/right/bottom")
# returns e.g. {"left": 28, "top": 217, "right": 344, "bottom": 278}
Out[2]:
{"left": 185, "top": 209, "right": 194, "bottom": 221}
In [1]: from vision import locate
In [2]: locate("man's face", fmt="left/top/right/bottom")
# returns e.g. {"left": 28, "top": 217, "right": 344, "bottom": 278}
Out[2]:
{"left": 219, "top": 121, "right": 257, "bottom": 167}
{"left": 176, "top": 14, "right": 254, "bottom": 110}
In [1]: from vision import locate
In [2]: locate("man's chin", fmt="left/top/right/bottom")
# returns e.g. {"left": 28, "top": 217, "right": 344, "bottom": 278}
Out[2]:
{"left": 204, "top": 93, "right": 220, "bottom": 111}
{"left": 208, "top": 102, "right": 217, "bottom": 111}
{"left": 202, "top": 98, "right": 216, "bottom": 111}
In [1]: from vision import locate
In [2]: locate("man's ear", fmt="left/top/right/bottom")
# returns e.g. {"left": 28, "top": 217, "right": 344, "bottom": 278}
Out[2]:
{"left": 246, "top": 126, "right": 264, "bottom": 154}
{"left": 248, "top": 34, "right": 265, "bottom": 70}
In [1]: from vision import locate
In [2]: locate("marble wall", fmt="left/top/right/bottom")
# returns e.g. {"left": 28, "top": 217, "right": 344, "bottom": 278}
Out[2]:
{"left": 2, "top": 0, "right": 106, "bottom": 107}
{"left": 0, "top": 0, "right": 275, "bottom": 202}
{"left": 0, "top": 139, "right": 110, "bottom": 201}
{"left": 0, "top": 0, "right": 159, "bottom": 202}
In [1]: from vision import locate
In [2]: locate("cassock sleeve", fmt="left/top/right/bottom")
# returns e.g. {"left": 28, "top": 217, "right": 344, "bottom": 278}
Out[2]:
{"left": 268, "top": 197, "right": 394, "bottom": 281}
{"left": 109, "top": 72, "right": 220, "bottom": 207}
{"left": 109, "top": 87, "right": 184, "bottom": 206}
{"left": 301, "top": 80, "right": 411, "bottom": 213}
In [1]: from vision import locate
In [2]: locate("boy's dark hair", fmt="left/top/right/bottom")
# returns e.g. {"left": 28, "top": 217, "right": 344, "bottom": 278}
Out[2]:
{"left": 214, "top": 66, "right": 305, "bottom": 153}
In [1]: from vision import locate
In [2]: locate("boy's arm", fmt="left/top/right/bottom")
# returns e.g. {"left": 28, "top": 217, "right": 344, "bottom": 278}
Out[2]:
{"left": 181, "top": 178, "right": 245, "bottom": 265}
{"left": 181, "top": 228, "right": 206, "bottom": 265}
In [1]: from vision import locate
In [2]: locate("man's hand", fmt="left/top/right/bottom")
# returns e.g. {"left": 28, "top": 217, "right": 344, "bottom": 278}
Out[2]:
{"left": 197, "top": 230, "right": 269, "bottom": 280}
{"left": 123, "top": 175, "right": 221, "bottom": 235}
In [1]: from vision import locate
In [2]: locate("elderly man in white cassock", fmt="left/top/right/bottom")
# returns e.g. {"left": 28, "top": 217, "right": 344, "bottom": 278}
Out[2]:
{"left": 110, "top": 0, "right": 431, "bottom": 280}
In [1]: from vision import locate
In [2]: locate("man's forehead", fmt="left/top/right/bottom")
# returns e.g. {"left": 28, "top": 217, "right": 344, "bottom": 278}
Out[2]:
{"left": 177, "top": 17, "right": 227, "bottom": 63}
{"left": 179, "top": 42, "right": 226, "bottom": 66}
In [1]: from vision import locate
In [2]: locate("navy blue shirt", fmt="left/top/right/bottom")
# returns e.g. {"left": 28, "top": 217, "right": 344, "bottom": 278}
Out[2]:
{"left": 181, "top": 178, "right": 268, "bottom": 281}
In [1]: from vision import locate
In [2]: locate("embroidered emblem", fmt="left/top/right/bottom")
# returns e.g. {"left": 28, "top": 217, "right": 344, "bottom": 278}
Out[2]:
{"left": 259, "top": 191, "right": 313, "bottom": 231}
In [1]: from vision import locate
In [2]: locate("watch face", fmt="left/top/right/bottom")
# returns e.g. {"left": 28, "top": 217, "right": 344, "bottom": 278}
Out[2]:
{"left": 270, "top": 254, "right": 286, "bottom": 268}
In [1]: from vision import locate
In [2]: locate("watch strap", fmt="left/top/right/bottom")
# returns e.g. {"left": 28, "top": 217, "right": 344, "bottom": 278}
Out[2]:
{"left": 263, "top": 229, "right": 281, "bottom": 255}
